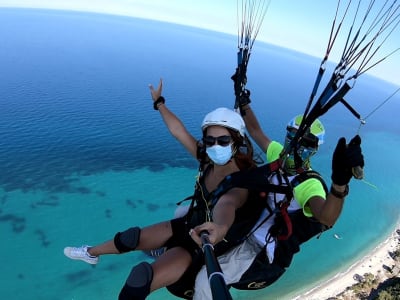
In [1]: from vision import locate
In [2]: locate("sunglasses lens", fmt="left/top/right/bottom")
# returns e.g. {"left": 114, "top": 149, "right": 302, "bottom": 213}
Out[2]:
{"left": 301, "top": 134, "right": 319, "bottom": 148}
{"left": 204, "top": 136, "right": 215, "bottom": 147}
{"left": 286, "top": 127, "right": 318, "bottom": 148}
{"left": 217, "top": 136, "right": 232, "bottom": 146}
{"left": 204, "top": 135, "right": 232, "bottom": 147}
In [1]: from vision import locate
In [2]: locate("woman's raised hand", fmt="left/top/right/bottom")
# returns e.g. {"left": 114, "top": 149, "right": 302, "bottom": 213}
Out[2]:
{"left": 149, "top": 78, "right": 163, "bottom": 102}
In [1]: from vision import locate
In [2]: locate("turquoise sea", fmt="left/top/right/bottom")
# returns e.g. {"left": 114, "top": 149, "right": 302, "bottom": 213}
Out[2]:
{"left": 0, "top": 8, "right": 399, "bottom": 300}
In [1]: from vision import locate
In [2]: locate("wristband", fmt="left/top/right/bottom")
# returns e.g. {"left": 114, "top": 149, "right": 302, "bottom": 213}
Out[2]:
{"left": 153, "top": 96, "right": 165, "bottom": 110}
{"left": 330, "top": 184, "right": 349, "bottom": 198}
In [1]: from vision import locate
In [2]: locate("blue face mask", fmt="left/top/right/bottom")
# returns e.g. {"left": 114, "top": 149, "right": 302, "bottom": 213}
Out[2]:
{"left": 206, "top": 144, "right": 233, "bottom": 165}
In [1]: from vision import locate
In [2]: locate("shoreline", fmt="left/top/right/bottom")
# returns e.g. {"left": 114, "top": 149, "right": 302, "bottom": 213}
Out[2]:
{"left": 293, "top": 222, "right": 400, "bottom": 299}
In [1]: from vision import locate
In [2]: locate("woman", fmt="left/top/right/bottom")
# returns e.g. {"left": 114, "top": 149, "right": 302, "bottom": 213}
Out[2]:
{"left": 64, "top": 79, "right": 264, "bottom": 299}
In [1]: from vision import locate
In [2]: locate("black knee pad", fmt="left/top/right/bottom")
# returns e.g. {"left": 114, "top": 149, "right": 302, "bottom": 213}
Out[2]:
{"left": 114, "top": 227, "right": 141, "bottom": 253}
{"left": 118, "top": 262, "right": 153, "bottom": 300}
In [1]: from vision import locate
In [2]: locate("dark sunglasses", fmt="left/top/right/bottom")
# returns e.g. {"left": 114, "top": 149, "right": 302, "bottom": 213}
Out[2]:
{"left": 286, "top": 126, "right": 319, "bottom": 149}
{"left": 203, "top": 135, "right": 232, "bottom": 147}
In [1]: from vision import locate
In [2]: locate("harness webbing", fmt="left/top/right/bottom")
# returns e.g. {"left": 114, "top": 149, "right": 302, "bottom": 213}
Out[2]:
{"left": 209, "top": 160, "right": 292, "bottom": 207}
{"left": 205, "top": 162, "right": 328, "bottom": 241}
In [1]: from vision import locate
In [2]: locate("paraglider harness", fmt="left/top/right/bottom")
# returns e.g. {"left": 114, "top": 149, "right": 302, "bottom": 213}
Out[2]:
{"left": 168, "top": 155, "right": 329, "bottom": 298}
{"left": 203, "top": 159, "right": 330, "bottom": 291}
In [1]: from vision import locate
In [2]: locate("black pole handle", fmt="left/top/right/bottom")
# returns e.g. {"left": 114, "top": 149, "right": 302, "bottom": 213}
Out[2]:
{"left": 200, "top": 231, "right": 233, "bottom": 300}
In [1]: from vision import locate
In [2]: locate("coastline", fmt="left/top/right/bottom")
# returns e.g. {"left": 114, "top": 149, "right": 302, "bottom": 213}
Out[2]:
{"left": 294, "top": 222, "right": 400, "bottom": 299}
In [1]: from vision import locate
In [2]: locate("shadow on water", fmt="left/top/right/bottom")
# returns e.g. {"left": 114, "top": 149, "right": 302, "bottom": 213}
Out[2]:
{"left": 147, "top": 203, "right": 160, "bottom": 212}
{"left": 105, "top": 208, "right": 112, "bottom": 218}
{"left": 64, "top": 269, "right": 95, "bottom": 286}
{"left": 125, "top": 198, "right": 162, "bottom": 212}
{"left": 0, "top": 213, "right": 26, "bottom": 233}
{"left": 0, "top": 149, "right": 194, "bottom": 194}
{"left": 34, "top": 229, "right": 51, "bottom": 247}
{"left": 126, "top": 198, "right": 137, "bottom": 208}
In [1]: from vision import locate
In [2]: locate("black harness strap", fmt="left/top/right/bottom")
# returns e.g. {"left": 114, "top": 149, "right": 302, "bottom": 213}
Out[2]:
{"left": 209, "top": 166, "right": 329, "bottom": 242}
{"left": 181, "top": 161, "right": 329, "bottom": 244}
{"left": 209, "top": 161, "right": 293, "bottom": 206}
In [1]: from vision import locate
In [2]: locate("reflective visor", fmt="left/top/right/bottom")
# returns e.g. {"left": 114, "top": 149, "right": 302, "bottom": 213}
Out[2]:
{"left": 286, "top": 126, "right": 319, "bottom": 149}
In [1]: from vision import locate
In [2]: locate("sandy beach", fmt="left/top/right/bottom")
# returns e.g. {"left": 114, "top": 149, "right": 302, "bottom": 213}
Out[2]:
{"left": 294, "top": 224, "right": 400, "bottom": 299}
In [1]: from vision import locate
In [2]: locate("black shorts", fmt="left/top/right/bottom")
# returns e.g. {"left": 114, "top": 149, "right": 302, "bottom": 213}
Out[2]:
{"left": 166, "top": 217, "right": 205, "bottom": 299}
{"left": 166, "top": 217, "right": 201, "bottom": 258}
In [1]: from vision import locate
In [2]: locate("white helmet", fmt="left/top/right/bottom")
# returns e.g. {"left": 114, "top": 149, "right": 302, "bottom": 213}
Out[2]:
{"left": 201, "top": 107, "right": 245, "bottom": 137}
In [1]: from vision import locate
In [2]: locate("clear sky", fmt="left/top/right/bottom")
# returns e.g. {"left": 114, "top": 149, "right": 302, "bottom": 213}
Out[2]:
{"left": 1, "top": 0, "right": 399, "bottom": 85}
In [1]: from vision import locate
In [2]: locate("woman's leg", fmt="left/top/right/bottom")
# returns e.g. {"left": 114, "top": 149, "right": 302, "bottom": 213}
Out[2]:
{"left": 64, "top": 220, "right": 173, "bottom": 263}
{"left": 150, "top": 247, "right": 192, "bottom": 290}
{"left": 119, "top": 247, "right": 192, "bottom": 300}
{"left": 89, "top": 221, "right": 173, "bottom": 255}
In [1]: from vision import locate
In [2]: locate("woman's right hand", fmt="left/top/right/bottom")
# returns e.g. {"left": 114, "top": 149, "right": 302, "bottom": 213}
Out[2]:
{"left": 149, "top": 78, "right": 163, "bottom": 102}
{"left": 190, "top": 222, "right": 228, "bottom": 246}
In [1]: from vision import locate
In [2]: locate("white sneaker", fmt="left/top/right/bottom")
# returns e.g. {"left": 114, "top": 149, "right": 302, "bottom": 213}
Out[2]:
{"left": 145, "top": 247, "right": 167, "bottom": 258}
{"left": 64, "top": 245, "right": 99, "bottom": 265}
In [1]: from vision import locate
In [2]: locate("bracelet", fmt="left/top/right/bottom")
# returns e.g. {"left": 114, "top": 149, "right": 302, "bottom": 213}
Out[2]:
{"left": 330, "top": 184, "right": 349, "bottom": 198}
{"left": 153, "top": 96, "right": 165, "bottom": 110}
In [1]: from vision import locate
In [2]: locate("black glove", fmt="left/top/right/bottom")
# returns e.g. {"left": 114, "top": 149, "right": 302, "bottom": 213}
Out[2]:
{"left": 237, "top": 89, "right": 251, "bottom": 116}
{"left": 331, "top": 135, "right": 364, "bottom": 186}
{"left": 238, "top": 89, "right": 251, "bottom": 107}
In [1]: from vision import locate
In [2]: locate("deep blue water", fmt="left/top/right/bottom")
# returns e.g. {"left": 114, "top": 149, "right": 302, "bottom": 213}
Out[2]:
{"left": 0, "top": 8, "right": 399, "bottom": 300}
